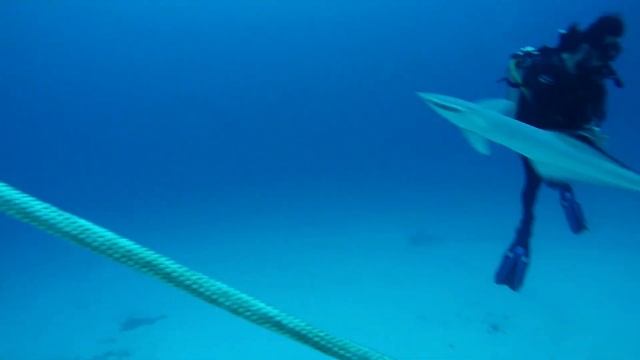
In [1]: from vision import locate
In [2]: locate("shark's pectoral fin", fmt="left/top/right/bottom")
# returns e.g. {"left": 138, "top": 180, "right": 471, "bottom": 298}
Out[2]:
{"left": 461, "top": 129, "right": 491, "bottom": 155}
{"left": 475, "top": 98, "right": 517, "bottom": 118}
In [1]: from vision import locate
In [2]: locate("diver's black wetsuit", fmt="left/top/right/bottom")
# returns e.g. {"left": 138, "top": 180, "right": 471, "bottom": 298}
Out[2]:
{"left": 510, "top": 46, "right": 607, "bottom": 249}
{"left": 514, "top": 47, "right": 607, "bottom": 131}
{"left": 494, "top": 46, "right": 611, "bottom": 290}
{"left": 495, "top": 14, "right": 625, "bottom": 292}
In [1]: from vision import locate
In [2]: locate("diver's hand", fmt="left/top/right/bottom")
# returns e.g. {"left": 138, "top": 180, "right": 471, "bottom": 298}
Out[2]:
{"left": 576, "top": 125, "right": 609, "bottom": 146}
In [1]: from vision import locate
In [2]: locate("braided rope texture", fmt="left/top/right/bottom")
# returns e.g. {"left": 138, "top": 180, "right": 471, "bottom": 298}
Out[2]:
{"left": 0, "top": 182, "right": 392, "bottom": 360}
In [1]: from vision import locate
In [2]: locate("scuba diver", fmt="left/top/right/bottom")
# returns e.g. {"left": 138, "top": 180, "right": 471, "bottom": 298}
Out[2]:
{"left": 494, "top": 14, "right": 625, "bottom": 291}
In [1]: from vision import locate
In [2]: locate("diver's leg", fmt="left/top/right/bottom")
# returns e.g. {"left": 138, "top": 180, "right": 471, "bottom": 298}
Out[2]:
{"left": 495, "top": 158, "right": 541, "bottom": 291}
{"left": 514, "top": 159, "right": 542, "bottom": 248}
{"left": 545, "top": 181, "right": 588, "bottom": 233}
{"left": 557, "top": 184, "right": 588, "bottom": 234}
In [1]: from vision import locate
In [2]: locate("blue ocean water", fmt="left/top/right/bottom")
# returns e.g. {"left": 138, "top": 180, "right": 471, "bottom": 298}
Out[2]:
{"left": 1, "top": 1, "right": 639, "bottom": 359}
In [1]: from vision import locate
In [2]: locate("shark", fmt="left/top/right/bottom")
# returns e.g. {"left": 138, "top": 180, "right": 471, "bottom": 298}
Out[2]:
{"left": 417, "top": 92, "right": 640, "bottom": 193}
{"left": 119, "top": 315, "right": 167, "bottom": 332}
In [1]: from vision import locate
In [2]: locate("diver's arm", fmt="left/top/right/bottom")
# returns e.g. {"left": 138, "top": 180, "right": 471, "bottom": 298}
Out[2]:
{"left": 576, "top": 82, "right": 609, "bottom": 145}
{"left": 504, "top": 54, "right": 525, "bottom": 100}
{"left": 504, "top": 46, "right": 551, "bottom": 105}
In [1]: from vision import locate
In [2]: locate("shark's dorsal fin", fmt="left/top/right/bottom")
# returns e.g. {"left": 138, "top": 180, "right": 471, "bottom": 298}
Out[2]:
{"left": 461, "top": 129, "right": 491, "bottom": 155}
{"left": 475, "top": 98, "right": 516, "bottom": 118}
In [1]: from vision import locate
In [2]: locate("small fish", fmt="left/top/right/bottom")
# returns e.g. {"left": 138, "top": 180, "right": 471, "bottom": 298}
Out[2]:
{"left": 119, "top": 315, "right": 167, "bottom": 332}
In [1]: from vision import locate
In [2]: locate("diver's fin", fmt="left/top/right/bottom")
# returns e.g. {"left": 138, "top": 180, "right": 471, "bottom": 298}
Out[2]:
{"left": 494, "top": 244, "right": 529, "bottom": 291}
{"left": 475, "top": 98, "right": 517, "bottom": 118}
{"left": 559, "top": 189, "right": 588, "bottom": 234}
{"left": 460, "top": 129, "right": 491, "bottom": 155}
